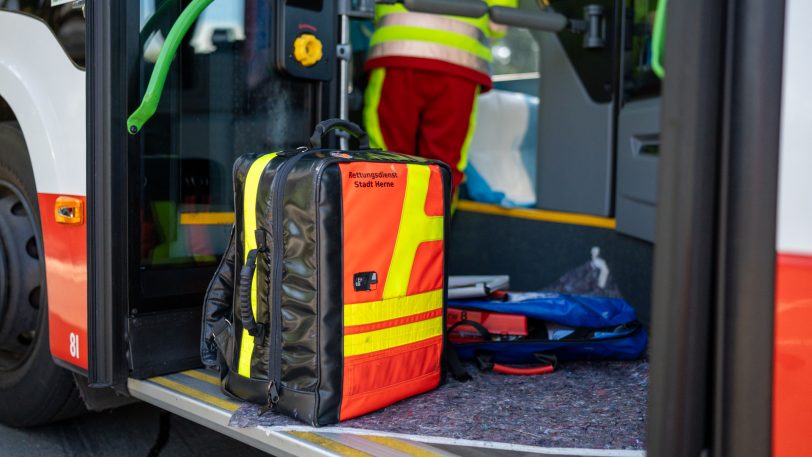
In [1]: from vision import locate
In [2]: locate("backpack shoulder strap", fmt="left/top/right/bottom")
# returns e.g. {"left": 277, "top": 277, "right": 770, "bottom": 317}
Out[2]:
{"left": 201, "top": 225, "right": 237, "bottom": 371}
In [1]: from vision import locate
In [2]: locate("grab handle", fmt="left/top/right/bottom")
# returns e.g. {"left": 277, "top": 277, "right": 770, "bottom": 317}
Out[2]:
{"left": 476, "top": 352, "right": 557, "bottom": 376}
{"left": 402, "top": 0, "right": 488, "bottom": 18}
{"left": 239, "top": 249, "right": 262, "bottom": 338}
{"left": 309, "top": 119, "right": 370, "bottom": 150}
{"left": 492, "top": 363, "right": 555, "bottom": 376}
{"left": 651, "top": 0, "right": 667, "bottom": 79}
{"left": 489, "top": 6, "right": 568, "bottom": 33}
{"left": 127, "top": 0, "right": 215, "bottom": 134}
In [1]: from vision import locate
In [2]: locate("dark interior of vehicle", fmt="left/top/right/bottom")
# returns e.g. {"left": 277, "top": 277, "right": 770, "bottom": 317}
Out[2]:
{"left": 112, "top": 0, "right": 661, "bottom": 449}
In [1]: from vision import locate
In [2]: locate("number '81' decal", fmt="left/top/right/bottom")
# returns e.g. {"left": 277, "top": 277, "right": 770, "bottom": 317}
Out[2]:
{"left": 69, "top": 332, "right": 80, "bottom": 359}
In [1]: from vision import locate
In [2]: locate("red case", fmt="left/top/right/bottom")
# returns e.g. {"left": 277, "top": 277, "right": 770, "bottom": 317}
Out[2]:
{"left": 447, "top": 308, "right": 528, "bottom": 343}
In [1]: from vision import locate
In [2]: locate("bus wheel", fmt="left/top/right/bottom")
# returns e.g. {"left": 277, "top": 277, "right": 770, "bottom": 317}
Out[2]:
{"left": 0, "top": 122, "right": 86, "bottom": 426}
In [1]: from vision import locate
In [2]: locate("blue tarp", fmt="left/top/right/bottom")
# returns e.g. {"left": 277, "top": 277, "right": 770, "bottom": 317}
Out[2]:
{"left": 449, "top": 292, "right": 648, "bottom": 363}
{"left": 450, "top": 292, "right": 639, "bottom": 329}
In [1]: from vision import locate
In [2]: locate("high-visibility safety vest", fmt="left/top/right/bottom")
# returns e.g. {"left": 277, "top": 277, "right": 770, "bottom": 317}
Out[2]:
{"left": 365, "top": 1, "right": 518, "bottom": 89}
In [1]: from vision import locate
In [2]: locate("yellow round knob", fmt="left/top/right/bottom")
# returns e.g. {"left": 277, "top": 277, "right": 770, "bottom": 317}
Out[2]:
{"left": 293, "top": 34, "right": 323, "bottom": 67}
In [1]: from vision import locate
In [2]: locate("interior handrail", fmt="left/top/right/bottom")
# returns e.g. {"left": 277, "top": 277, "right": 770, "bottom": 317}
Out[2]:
{"left": 127, "top": 0, "right": 214, "bottom": 135}
{"left": 651, "top": 0, "right": 667, "bottom": 79}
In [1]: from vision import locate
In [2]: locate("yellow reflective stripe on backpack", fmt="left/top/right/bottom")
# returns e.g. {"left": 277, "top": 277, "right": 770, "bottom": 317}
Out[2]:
{"left": 238, "top": 153, "right": 277, "bottom": 378}
{"left": 344, "top": 317, "right": 443, "bottom": 357}
{"left": 345, "top": 289, "right": 443, "bottom": 327}
{"left": 383, "top": 164, "right": 444, "bottom": 300}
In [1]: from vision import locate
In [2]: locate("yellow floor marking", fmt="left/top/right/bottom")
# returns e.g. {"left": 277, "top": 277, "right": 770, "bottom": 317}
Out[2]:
{"left": 362, "top": 435, "right": 443, "bottom": 456}
{"left": 287, "top": 432, "right": 374, "bottom": 457}
{"left": 457, "top": 200, "right": 617, "bottom": 229}
{"left": 179, "top": 369, "right": 221, "bottom": 387}
{"left": 150, "top": 376, "right": 239, "bottom": 412}
{"left": 179, "top": 212, "right": 236, "bottom": 225}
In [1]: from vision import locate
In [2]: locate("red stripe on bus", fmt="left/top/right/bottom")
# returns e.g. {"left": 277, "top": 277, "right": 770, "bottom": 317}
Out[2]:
{"left": 38, "top": 193, "right": 88, "bottom": 371}
{"left": 773, "top": 252, "right": 812, "bottom": 457}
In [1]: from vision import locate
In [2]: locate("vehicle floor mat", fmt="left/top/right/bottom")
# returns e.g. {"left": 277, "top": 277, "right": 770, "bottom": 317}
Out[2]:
{"left": 229, "top": 359, "right": 648, "bottom": 450}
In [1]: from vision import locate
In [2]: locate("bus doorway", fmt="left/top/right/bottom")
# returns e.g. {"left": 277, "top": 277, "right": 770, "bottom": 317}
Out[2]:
{"left": 78, "top": 0, "right": 779, "bottom": 456}
{"left": 101, "top": 0, "right": 660, "bottom": 453}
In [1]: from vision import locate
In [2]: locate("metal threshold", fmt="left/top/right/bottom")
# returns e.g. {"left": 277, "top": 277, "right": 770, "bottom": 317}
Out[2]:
{"left": 128, "top": 369, "right": 646, "bottom": 457}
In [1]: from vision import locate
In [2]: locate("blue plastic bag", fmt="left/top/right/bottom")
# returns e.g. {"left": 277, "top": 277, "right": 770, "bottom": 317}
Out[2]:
{"left": 449, "top": 292, "right": 648, "bottom": 365}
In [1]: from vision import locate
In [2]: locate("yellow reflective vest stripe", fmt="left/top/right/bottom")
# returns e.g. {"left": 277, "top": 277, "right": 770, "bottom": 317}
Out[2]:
{"left": 378, "top": 12, "right": 488, "bottom": 44}
{"left": 370, "top": 24, "right": 492, "bottom": 62}
{"left": 370, "top": 1, "right": 517, "bottom": 75}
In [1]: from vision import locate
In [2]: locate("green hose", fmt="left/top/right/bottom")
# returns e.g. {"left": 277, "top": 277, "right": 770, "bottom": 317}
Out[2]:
{"left": 651, "top": 0, "right": 667, "bottom": 79}
{"left": 127, "top": 0, "right": 215, "bottom": 134}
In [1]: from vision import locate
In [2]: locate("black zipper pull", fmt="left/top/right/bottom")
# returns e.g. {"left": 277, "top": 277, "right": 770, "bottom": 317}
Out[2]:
{"left": 269, "top": 380, "right": 280, "bottom": 408}
{"left": 255, "top": 229, "right": 268, "bottom": 253}
{"left": 260, "top": 381, "right": 280, "bottom": 416}
{"left": 278, "top": 146, "right": 309, "bottom": 158}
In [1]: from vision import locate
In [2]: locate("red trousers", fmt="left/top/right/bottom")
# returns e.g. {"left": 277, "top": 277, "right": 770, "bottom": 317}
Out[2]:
{"left": 364, "top": 67, "right": 480, "bottom": 191}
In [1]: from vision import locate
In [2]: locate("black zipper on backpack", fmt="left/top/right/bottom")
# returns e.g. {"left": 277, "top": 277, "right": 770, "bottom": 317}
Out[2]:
{"left": 267, "top": 150, "right": 310, "bottom": 409}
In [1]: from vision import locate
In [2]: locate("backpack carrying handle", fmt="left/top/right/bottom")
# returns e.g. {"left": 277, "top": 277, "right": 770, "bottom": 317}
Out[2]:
{"left": 239, "top": 249, "right": 264, "bottom": 340}
{"left": 309, "top": 119, "right": 370, "bottom": 150}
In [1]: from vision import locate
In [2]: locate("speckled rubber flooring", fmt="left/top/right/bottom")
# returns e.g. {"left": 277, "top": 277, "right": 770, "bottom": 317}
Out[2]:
{"left": 230, "top": 261, "right": 648, "bottom": 450}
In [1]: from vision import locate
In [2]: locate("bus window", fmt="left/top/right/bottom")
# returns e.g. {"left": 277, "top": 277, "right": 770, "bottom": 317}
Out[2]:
{"left": 345, "top": 5, "right": 543, "bottom": 209}
{"left": 464, "top": 27, "right": 541, "bottom": 208}
{"left": 623, "top": 0, "right": 661, "bottom": 101}
{"left": 135, "top": 0, "right": 318, "bottom": 272}
{"left": 492, "top": 28, "right": 541, "bottom": 82}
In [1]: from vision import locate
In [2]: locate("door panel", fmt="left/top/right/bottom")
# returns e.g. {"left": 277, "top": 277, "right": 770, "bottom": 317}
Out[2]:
{"left": 614, "top": 98, "right": 659, "bottom": 242}
{"left": 88, "top": 0, "right": 337, "bottom": 385}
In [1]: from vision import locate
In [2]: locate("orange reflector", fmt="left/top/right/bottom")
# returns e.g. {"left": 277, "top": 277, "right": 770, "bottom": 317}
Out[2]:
{"left": 179, "top": 212, "right": 235, "bottom": 225}
{"left": 54, "top": 196, "right": 84, "bottom": 225}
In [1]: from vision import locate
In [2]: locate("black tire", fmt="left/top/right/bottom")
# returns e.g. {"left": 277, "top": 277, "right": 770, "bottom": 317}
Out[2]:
{"left": 0, "top": 122, "right": 86, "bottom": 427}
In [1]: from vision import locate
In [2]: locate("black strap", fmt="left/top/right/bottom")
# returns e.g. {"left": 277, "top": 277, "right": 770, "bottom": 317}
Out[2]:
{"left": 238, "top": 249, "right": 265, "bottom": 340}
{"left": 446, "top": 319, "right": 494, "bottom": 382}
{"left": 211, "top": 319, "right": 232, "bottom": 381}
{"left": 447, "top": 318, "right": 558, "bottom": 377}
{"left": 445, "top": 319, "right": 492, "bottom": 382}
{"left": 445, "top": 336, "right": 472, "bottom": 382}
{"left": 447, "top": 319, "right": 493, "bottom": 341}
{"left": 309, "top": 119, "right": 370, "bottom": 150}
{"left": 474, "top": 351, "right": 494, "bottom": 371}
{"left": 533, "top": 353, "right": 558, "bottom": 368}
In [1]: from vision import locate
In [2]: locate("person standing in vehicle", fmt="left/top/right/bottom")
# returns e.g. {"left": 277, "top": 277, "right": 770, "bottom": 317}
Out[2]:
{"left": 363, "top": 1, "right": 517, "bottom": 193}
